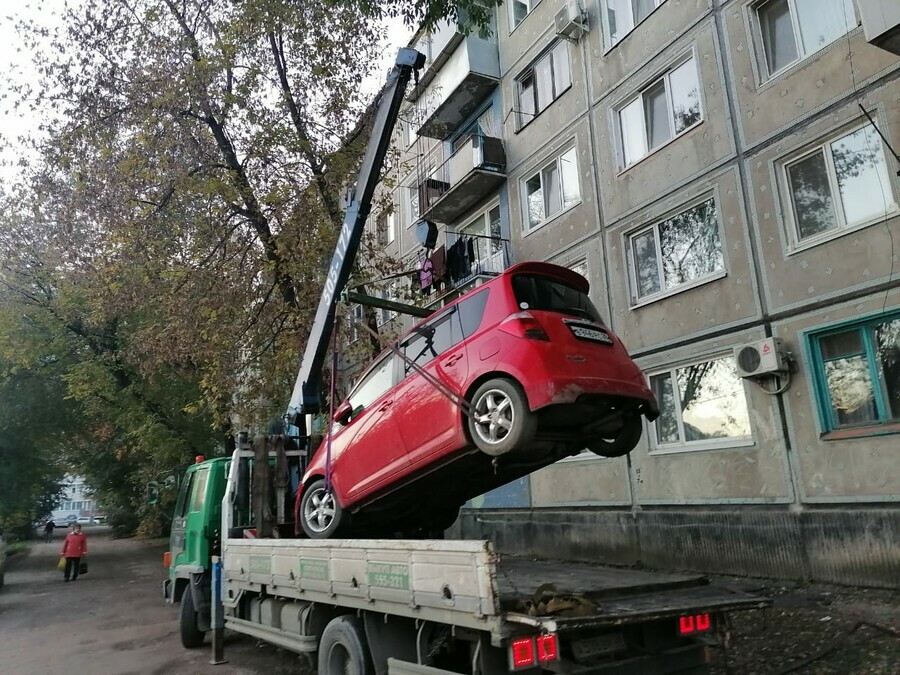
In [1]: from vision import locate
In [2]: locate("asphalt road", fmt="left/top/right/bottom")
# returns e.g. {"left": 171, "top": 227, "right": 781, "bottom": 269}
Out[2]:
{"left": 0, "top": 528, "right": 303, "bottom": 675}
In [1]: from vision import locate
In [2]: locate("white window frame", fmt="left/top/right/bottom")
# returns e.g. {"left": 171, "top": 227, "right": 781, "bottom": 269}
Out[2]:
{"left": 626, "top": 195, "right": 727, "bottom": 306}
{"left": 752, "top": 0, "right": 857, "bottom": 81}
{"left": 348, "top": 304, "right": 363, "bottom": 343}
{"left": 616, "top": 54, "right": 703, "bottom": 169}
{"left": 602, "top": 0, "right": 666, "bottom": 50}
{"left": 780, "top": 121, "right": 899, "bottom": 253}
{"left": 648, "top": 356, "right": 755, "bottom": 455}
{"left": 510, "top": 0, "right": 541, "bottom": 30}
{"left": 515, "top": 41, "right": 572, "bottom": 131}
{"left": 520, "top": 144, "right": 582, "bottom": 234}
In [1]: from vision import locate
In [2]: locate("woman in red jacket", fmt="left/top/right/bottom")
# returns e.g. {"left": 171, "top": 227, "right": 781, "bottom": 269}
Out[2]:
{"left": 61, "top": 523, "right": 88, "bottom": 582}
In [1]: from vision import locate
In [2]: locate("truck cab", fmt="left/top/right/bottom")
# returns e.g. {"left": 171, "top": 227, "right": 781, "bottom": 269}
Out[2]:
{"left": 164, "top": 457, "right": 228, "bottom": 609}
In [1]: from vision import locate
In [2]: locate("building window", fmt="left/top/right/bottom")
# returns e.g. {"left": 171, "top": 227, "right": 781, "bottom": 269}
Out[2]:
{"left": 375, "top": 211, "right": 396, "bottom": 246}
{"left": 628, "top": 197, "right": 725, "bottom": 302}
{"left": 522, "top": 146, "right": 581, "bottom": 231}
{"left": 650, "top": 356, "right": 753, "bottom": 451}
{"left": 516, "top": 42, "right": 571, "bottom": 130}
{"left": 348, "top": 304, "right": 363, "bottom": 343}
{"left": 512, "top": 0, "right": 541, "bottom": 28}
{"left": 755, "top": 0, "right": 856, "bottom": 78}
{"left": 604, "top": 0, "right": 666, "bottom": 47}
{"left": 809, "top": 313, "right": 900, "bottom": 433}
{"left": 458, "top": 205, "right": 504, "bottom": 273}
{"left": 404, "top": 185, "right": 420, "bottom": 227}
{"left": 783, "top": 124, "right": 897, "bottom": 246}
{"left": 618, "top": 57, "right": 701, "bottom": 167}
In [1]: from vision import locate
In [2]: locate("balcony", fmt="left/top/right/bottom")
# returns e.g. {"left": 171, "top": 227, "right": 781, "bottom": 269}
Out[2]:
{"left": 411, "top": 233, "right": 511, "bottom": 302}
{"left": 416, "top": 134, "right": 506, "bottom": 225}
{"left": 859, "top": 0, "right": 900, "bottom": 55}
{"left": 409, "top": 31, "right": 500, "bottom": 140}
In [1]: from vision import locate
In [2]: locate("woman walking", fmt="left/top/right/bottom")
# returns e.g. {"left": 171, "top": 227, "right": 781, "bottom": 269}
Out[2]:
{"left": 61, "top": 523, "right": 88, "bottom": 582}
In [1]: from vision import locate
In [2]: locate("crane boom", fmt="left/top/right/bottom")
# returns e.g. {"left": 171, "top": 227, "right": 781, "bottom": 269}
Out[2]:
{"left": 286, "top": 48, "right": 425, "bottom": 425}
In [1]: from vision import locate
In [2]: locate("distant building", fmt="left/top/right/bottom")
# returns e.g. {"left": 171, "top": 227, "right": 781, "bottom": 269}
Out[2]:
{"left": 50, "top": 475, "right": 104, "bottom": 525}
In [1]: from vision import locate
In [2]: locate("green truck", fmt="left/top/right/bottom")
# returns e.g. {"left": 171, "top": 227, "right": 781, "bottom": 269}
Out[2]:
{"left": 164, "top": 447, "right": 769, "bottom": 675}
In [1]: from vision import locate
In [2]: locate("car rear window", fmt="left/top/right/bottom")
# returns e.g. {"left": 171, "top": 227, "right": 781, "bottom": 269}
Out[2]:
{"left": 511, "top": 274, "right": 604, "bottom": 324}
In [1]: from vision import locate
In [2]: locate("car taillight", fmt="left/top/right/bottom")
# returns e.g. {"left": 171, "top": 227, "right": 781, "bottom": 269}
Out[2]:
{"left": 679, "top": 613, "right": 712, "bottom": 635}
{"left": 509, "top": 634, "right": 559, "bottom": 670}
{"left": 163, "top": 551, "right": 171, "bottom": 568}
{"left": 499, "top": 311, "right": 549, "bottom": 341}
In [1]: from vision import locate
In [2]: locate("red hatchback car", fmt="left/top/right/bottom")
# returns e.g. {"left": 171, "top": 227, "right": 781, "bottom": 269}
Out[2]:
{"left": 296, "top": 262, "right": 658, "bottom": 538}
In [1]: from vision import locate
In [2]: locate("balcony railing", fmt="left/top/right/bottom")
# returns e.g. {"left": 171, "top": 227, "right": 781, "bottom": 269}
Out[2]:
{"left": 417, "top": 134, "right": 506, "bottom": 225}
{"left": 411, "top": 233, "right": 511, "bottom": 300}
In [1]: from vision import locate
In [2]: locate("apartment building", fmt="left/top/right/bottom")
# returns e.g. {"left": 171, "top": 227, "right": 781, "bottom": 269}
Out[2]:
{"left": 356, "top": 0, "right": 900, "bottom": 586}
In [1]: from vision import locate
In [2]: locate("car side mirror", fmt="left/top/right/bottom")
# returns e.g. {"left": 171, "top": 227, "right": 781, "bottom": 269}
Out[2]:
{"left": 146, "top": 481, "right": 160, "bottom": 505}
{"left": 333, "top": 400, "right": 353, "bottom": 425}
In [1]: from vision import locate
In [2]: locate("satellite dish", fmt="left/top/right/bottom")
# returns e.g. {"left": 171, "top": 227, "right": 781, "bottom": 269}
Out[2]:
{"left": 415, "top": 220, "right": 438, "bottom": 249}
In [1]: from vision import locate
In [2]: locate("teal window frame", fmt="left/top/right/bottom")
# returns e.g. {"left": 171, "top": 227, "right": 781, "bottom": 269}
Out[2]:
{"left": 806, "top": 310, "right": 900, "bottom": 435}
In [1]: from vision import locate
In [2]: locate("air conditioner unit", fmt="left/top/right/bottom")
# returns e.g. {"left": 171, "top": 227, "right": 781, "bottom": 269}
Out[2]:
{"left": 555, "top": 0, "right": 588, "bottom": 41}
{"left": 734, "top": 338, "right": 788, "bottom": 378}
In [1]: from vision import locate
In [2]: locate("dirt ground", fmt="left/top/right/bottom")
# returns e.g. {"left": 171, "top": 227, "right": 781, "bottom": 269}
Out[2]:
{"left": 1, "top": 530, "right": 897, "bottom": 674}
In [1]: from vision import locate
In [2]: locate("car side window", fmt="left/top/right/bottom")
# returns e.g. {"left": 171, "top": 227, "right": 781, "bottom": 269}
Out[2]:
{"left": 402, "top": 309, "right": 457, "bottom": 374}
{"left": 175, "top": 473, "right": 194, "bottom": 518}
{"left": 456, "top": 289, "right": 489, "bottom": 339}
{"left": 348, "top": 356, "right": 395, "bottom": 416}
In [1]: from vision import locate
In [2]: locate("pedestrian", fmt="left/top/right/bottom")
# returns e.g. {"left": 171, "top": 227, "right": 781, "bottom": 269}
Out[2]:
{"left": 61, "top": 522, "right": 88, "bottom": 582}
{"left": 43, "top": 519, "right": 55, "bottom": 543}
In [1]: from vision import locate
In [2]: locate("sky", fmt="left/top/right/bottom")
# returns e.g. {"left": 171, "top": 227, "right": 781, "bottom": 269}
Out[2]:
{"left": 0, "top": 4, "right": 414, "bottom": 183}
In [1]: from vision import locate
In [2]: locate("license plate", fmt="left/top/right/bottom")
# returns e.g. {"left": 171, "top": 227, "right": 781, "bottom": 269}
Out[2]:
{"left": 569, "top": 324, "right": 612, "bottom": 344}
{"left": 570, "top": 632, "right": 627, "bottom": 659}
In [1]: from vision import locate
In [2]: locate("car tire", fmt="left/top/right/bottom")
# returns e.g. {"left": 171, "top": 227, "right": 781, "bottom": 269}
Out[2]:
{"left": 318, "top": 615, "right": 373, "bottom": 675}
{"left": 587, "top": 413, "right": 643, "bottom": 458}
{"left": 179, "top": 587, "right": 205, "bottom": 649}
{"left": 300, "top": 479, "right": 344, "bottom": 539}
{"left": 468, "top": 378, "right": 537, "bottom": 457}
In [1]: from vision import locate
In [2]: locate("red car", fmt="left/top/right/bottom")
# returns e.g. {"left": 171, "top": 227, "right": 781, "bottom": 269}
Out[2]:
{"left": 296, "top": 262, "right": 658, "bottom": 538}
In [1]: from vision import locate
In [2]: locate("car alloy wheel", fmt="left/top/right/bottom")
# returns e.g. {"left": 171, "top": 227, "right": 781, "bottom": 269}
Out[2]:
{"left": 468, "top": 378, "right": 536, "bottom": 457}
{"left": 301, "top": 479, "right": 343, "bottom": 538}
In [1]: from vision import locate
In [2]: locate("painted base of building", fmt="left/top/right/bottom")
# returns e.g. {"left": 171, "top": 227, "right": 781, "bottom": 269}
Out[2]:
{"left": 449, "top": 507, "right": 900, "bottom": 589}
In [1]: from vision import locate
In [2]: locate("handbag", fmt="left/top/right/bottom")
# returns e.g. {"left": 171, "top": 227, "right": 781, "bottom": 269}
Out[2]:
{"left": 79, "top": 560, "right": 88, "bottom": 575}
{"left": 57, "top": 556, "right": 66, "bottom": 571}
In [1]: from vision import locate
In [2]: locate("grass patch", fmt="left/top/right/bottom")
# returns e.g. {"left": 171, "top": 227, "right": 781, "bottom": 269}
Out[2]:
{"left": 7, "top": 541, "right": 30, "bottom": 556}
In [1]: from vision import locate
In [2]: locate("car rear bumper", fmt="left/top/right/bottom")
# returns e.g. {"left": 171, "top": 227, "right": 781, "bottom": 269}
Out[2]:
{"left": 529, "top": 376, "right": 659, "bottom": 419}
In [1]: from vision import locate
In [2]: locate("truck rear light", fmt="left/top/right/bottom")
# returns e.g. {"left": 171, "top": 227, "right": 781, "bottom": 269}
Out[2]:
{"left": 163, "top": 551, "right": 171, "bottom": 568}
{"left": 509, "top": 634, "right": 559, "bottom": 670}
{"left": 536, "top": 634, "right": 559, "bottom": 661}
{"left": 500, "top": 311, "right": 549, "bottom": 341}
{"left": 679, "top": 613, "right": 712, "bottom": 635}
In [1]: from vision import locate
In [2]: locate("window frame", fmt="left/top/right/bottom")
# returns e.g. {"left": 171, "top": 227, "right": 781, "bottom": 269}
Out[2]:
{"left": 616, "top": 53, "right": 703, "bottom": 169}
{"left": 625, "top": 194, "right": 728, "bottom": 306}
{"left": 806, "top": 310, "right": 900, "bottom": 437}
{"left": 510, "top": 0, "right": 541, "bottom": 31}
{"left": 779, "top": 121, "right": 899, "bottom": 253}
{"left": 602, "top": 0, "right": 666, "bottom": 50}
{"left": 520, "top": 143, "right": 582, "bottom": 234}
{"left": 515, "top": 41, "right": 572, "bottom": 131}
{"left": 752, "top": 0, "right": 858, "bottom": 81}
{"left": 647, "top": 355, "right": 755, "bottom": 455}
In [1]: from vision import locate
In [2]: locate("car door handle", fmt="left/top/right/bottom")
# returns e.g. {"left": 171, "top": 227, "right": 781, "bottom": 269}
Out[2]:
{"left": 443, "top": 354, "right": 463, "bottom": 367}
{"left": 378, "top": 400, "right": 394, "bottom": 412}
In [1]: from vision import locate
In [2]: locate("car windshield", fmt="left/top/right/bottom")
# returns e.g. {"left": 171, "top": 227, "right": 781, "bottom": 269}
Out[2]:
{"left": 511, "top": 273, "right": 604, "bottom": 324}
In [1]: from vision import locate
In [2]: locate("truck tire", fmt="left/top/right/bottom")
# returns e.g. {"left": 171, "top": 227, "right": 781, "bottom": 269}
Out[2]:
{"left": 468, "top": 378, "right": 536, "bottom": 457}
{"left": 180, "top": 587, "right": 205, "bottom": 649}
{"left": 300, "top": 479, "right": 344, "bottom": 539}
{"left": 587, "top": 413, "right": 643, "bottom": 457}
{"left": 318, "top": 615, "right": 373, "bottom": 675}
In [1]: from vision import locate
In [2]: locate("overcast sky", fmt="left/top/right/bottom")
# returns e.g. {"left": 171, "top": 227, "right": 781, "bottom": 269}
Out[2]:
{"left": 0, "top": 4, "right": 413, "bottom": 183}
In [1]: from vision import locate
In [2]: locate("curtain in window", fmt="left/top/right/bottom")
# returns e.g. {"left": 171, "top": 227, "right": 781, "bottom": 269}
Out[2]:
{"left": 794, "top": 0, "right": 856, "bottom": 53}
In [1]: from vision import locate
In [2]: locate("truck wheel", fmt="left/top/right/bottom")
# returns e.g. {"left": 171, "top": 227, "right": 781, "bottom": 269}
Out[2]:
{"left": 179, "top": 587, "right": 205, "bottom": 649}
{"left": 468, "top": 378, "right": 536, "bottom": 457}
{"left": 587, "top": 413, "right": 643, "bottom": 457}
{"left": 318, "top": 615, "right": 373, "bottom": 675}
{"left": 300, "top": 479, "right": 344, "bottom": 539}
